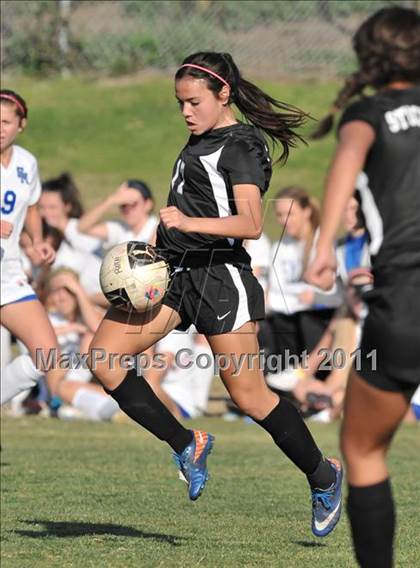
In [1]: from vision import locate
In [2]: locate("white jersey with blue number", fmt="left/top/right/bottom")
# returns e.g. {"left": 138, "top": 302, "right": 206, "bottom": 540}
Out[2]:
{"left": 1, "top": 144, "right": 41, "bottom": 264}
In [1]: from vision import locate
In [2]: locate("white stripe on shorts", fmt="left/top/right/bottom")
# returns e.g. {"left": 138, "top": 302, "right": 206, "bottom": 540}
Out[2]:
{"left": 224, "top": 264, "right": 250, "bottom": 331}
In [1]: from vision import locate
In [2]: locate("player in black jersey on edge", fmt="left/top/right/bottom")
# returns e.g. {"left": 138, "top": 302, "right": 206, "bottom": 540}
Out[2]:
{"left": 89, "top": 52, "right": 343, "bottom": 537}
{"left": 305, "top": 7, "right": 420, "bottom": 567}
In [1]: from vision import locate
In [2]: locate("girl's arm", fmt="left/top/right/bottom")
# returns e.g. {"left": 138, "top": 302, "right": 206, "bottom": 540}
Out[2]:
{"left": 77, "top": 198, "right": 112, "bottom": 239}
{"left": 24, "top": 205, "right": 55, "bottom": 264}
{"left": 160, "top": 184, "right": 262, "bottom": 239}
{"left": 51, "top": 273, "right": 104, "bottom": 332}
{"left": 305, "top": 121, "right": 375, "bottom": 289}
{"left": 77, "top": 184, "right": 140, "bottom": 239}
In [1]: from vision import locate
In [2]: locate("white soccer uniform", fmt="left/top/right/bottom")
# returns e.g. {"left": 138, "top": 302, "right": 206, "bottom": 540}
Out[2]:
{"left": 64, "top": 218, "right": 103, "bottom": 254}
{"left": 52, "top": 241, "right": 102, "bottom": 296}
{"left": 103, "top": 215, "right": 158, "bottom": 249}
{"left": 155, "top": 328, "right": 214, "bottom": 418}
{"left": 1, "top": 145, "right": 41, "bottom": 306}
{"left": 244, "top": 232, "right": 271, "bottom": 291}
{"left": 267, "top": 234, "right": 342, "bottom": 314}
{"left": 48, "top": 312, "right": 92, "bottom": 382}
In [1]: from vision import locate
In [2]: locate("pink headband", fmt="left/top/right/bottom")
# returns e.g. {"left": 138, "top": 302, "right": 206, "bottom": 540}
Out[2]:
{"left": 1, "top": 93, "right": 26, "bottom": 117}
{"left": 178, "top": 64, "right": 230, "bottom": 90}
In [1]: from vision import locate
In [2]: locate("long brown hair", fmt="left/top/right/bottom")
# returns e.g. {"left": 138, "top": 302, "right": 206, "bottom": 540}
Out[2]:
{"left": 275, "top": 186, "right": 320, "bottom": 271}
{"left": 311, "top": 6, "right": 420, "bottom": 139}
{"left": 175, "top": 52, "right": 308, "bottom": 163}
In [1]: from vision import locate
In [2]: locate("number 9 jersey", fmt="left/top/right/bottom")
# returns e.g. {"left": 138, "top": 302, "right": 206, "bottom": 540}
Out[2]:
{"left": 1, "top": 144, "right": 41, "bottom": 305}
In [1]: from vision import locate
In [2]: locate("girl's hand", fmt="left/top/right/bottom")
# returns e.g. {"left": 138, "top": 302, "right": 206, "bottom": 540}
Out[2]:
{"left": 1, "top": 220, "right": 13, "bottom": 239}
{"left": 33, "top": 241, "right": 56, "bottom": 265}
{"left": 304, "top": 246, "right": 337, "bottom": 290}
{"left": 111, "top": 184, "right": 140, "bottom": 206}
{"left": 159, "top": 206, "right": 191, "bottom": 232}
{"left": 298, "top": 289, "right": 315, "bottom": 305}
{"left": 52, "top": 272, "right": 82, "bottom": 295}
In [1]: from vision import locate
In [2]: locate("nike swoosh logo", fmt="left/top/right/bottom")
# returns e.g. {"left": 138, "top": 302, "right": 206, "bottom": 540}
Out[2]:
{"left": 217, "top": 311, "right": 231, "bottom": 321}
{"left": 314, "top": 499, "right": 341, "bottom": 531}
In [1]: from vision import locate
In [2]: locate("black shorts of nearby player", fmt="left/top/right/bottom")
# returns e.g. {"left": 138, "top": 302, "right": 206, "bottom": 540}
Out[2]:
{"left": 358, "top": 268, "right": 420, "bottom": 399}
{"left": 162, "top": 262, "right": 265, "bottom": 335}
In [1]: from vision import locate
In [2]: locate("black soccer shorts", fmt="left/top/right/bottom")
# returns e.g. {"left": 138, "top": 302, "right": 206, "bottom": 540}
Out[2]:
{"left": 357, "top": 268, "right": 420, "bottom": 398}
{"left": 162, "top": 263, "right": 265, "bottom": 335}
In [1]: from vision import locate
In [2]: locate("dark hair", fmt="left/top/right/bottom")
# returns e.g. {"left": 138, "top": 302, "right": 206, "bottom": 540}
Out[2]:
{"left": 42, "top": 220, "right": 64, "bottom": 251}
{"left": 353, "top": 189, "right": 366, "bottom": 231}
{"left": 0, "top": 89, "right": 28, "bottom": 119}
{"left": 311, "top": 7, "right": 420, "bottom": 139}
{"left": 42, "top": 172, "right": 84, "bottom": 218}
{"left": 175, "top": 52, "right": 307, "bottom": 163}
{"left": 126, "top": 179, "right": 154, "bottom": 202}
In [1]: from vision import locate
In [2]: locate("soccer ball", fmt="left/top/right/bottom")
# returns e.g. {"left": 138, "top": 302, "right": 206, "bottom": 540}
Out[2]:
{"left": 99, "top": 241, "right": 170, "bottom": 312}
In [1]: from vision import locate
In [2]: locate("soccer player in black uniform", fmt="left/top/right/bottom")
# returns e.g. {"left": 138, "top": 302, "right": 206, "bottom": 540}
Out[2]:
{"left": 89, "top": 52, "right": 343, "bottom": 537}
{"left": 305, "top": 7, "right": 420, "bottom": 566}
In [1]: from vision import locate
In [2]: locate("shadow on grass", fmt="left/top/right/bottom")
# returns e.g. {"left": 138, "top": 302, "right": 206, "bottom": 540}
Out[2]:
{"left": 293, "top": 540, "right": 327, "bottom": 548}
{"left": 16, "top": 520, "right": 186, "bottom": 546}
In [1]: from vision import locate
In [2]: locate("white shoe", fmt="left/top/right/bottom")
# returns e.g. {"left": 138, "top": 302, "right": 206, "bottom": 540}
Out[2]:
{"left": 308, "top": 409, "right": 332, "bottom": 423}
{"left": 265, "top": 368, "right": 304, "bottom": 391}
{"left": 57, "top": 405, "right": 85, "bottom": 421}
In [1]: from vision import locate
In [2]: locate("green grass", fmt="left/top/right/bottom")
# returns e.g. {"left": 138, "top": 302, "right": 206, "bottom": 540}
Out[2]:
{"left": 3, "top": 75, "right": 339, "bottom": 238}
{"left": 1, "top": 416, "right": 419, "bottom": 567}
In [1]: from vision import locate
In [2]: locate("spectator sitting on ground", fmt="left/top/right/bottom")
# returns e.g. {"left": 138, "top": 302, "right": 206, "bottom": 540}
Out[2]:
{"left": 77, "top": 180, "right": 158, "bottom": 248}
{"left": 43, "top": 268, "right": 119, "bottom": 421}
{"left": 23, "top": 221, "right": 105, "bottom": 306}
{"left": 266, "top": 193, "right": 373, "bottom": 421}
{"left": 39, "top": 172, "right": 103, "bottom": 255}
{"left": 244, "top": 231, "right": 271, "bottom": 293}
{"left": 259, "top": 186, "right": 342, "bottom": 378}
{"left": 144, "top": 328, "right": 214, "bottom": 420}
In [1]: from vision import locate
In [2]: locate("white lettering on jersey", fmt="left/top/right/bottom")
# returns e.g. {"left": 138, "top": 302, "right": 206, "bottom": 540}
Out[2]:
{"left": 384, "top": 105, "right": 420, "bottom": 133}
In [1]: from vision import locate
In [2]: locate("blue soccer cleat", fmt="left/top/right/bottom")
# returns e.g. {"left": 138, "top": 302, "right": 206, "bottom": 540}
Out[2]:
{"left": 311, "top": 458, "right": 343, "bottom": 537}
{"left": 173, "top": 430, "right": 214, "bottom": 501}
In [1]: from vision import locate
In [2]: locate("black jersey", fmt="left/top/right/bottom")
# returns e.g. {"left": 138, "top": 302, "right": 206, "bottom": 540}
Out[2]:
{"left": 156, "top": 123, "right": 271, "bottom": 267}
{"left": 339, "top": 86, "right": 420, "bottom": 271}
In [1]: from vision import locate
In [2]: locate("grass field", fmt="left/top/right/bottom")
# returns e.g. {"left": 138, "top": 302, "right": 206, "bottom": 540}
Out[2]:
{"left": 1, "top": 416, "right": 419, "bottom": 567}
{"left": 4, "top": 75, "right": 339, "bottom": 238}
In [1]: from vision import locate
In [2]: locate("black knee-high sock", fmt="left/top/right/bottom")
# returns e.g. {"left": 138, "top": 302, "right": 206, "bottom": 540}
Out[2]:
{"left": 256, "top": 398, "right": 335, "bottom": 489}
{"left": 347, "top": 479, "right": 395, "bottom": 568}
{"left": 106, "top": 369, "right": 193, "bottom": 454}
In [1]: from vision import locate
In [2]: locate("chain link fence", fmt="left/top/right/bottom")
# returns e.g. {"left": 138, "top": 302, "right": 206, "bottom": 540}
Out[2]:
{"left": 1, "top": 0, "right": 418, "bottom": 78}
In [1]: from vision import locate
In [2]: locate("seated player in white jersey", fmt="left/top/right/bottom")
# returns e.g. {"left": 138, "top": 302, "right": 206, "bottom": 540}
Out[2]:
{"left": 77, "top": 179, "right": 158, "bottom": 248}
{"left": 39, "top": 172, "right": 103, "bottom": 255}
{"left": 42, "top": 268, "right": 118, "bottom": 421}
{"left": 243, "top": 231, "right": 271, "bottom": 293}
{"left": 0, "top": 89, "right": 63, "bottom": 406}
{"left": 262, "top": 186, "right": 342, "bottom": 383}
{"left": 145, "top": 328, "right": 214, "bottom": 420}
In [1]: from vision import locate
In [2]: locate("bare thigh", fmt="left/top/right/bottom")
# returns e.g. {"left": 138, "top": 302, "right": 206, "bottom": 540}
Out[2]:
{"left": 206, "top": 321, "right": 278, "bottom": 420}
{"left": 89, "top": 304, "right": 181, "bottom": 389}
{"left": 341, "top": 369, "right": 409, "bottom": 486}
{"left": 0, "top": 299, "right": 58, "bottom": 361}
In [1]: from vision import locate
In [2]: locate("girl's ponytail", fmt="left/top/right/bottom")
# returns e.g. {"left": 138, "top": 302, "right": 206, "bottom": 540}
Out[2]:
{"left": 234, "top": 75, "right": 307, "bottom": 163}
{"left": 311, "top": 7, "right": 420, "bottom": 139}
{"left": 310, "top": 70, "right": 368, "bottom": 139}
